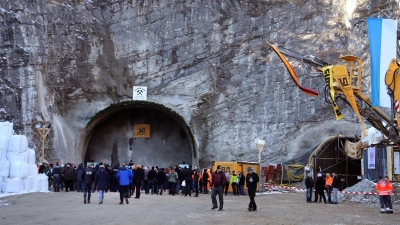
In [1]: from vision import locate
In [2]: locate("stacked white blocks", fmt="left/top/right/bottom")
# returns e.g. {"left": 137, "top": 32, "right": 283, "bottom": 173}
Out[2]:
{"left": 0, "top": 121, "right": 48, "bottom": 193}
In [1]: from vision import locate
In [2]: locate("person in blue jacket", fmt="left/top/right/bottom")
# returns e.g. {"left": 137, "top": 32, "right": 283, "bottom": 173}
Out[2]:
{"left": 117, "top": 163, "right": 132, "bottom": 204}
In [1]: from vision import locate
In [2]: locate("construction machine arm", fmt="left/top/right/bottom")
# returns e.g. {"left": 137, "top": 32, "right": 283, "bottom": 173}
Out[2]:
{"left": 271, "top": 44, "right": 400, "bottom": 146}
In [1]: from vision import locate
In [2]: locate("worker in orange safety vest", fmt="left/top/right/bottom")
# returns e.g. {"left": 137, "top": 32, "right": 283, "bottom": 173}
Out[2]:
{"left": 376, "top": 176, "right": 393, "bottom": 214}
{"left": 325, "top": 173, "right": 333, "bottom": 203}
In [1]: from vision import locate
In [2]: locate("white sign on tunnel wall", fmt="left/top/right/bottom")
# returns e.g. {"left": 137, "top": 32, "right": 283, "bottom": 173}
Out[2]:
{"left": 133, "top": 86, "right": 147, "bottom": 100}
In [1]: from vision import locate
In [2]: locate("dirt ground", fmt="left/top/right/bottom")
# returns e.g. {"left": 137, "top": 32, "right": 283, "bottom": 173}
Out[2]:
{"left": 0, "top": 191, "right": 398, "bottom": 225}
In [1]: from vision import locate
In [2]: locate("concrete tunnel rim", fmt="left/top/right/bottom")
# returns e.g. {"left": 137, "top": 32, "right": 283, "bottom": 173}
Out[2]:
{"left": 78, "top": 100, "right": 197, "bottom": 164}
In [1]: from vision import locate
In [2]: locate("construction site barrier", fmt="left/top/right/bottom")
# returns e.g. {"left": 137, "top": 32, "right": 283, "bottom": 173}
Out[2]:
{"left": 260, "top": 184, "right": 398, "bottom": 196}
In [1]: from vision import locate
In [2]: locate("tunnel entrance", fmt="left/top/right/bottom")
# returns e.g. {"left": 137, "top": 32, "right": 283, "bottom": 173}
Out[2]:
{"left": 84, "top": 102, "right": 194, "bottom": 168}
{"left": 311, "top": 135, "right": 361, "bottom": 190}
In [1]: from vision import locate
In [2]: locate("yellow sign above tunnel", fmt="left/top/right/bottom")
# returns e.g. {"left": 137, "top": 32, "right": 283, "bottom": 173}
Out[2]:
{"left": 134, "top": 124, "right": 150, "bottom": 138}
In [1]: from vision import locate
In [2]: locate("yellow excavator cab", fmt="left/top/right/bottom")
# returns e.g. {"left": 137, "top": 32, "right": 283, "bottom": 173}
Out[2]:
{"left": 385, "top": 58, "right": 400, "bottom": 100}
{"left": 385, "top": 58, "right": 400, "bottom": 131}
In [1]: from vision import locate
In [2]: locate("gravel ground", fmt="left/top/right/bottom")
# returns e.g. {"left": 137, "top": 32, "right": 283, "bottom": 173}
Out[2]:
{"left": 0, "top": 191, "right": 399, "bottom": 225}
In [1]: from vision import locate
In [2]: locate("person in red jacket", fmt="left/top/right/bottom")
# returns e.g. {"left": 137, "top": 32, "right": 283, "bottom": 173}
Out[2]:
{"left": 210, "top": 165, "right": 227, "bottom": 211}
{"left": 376, "top": 176, "right": 393, "bottom": 213}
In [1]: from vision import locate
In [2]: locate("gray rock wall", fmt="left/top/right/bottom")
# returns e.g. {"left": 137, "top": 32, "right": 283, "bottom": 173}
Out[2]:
{"left": 0, "top": 0, "right": 398, "bottom": 167}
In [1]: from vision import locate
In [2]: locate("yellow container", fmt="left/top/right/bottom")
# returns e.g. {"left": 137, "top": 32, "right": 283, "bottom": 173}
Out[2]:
{"left": 211, "top": 161, "right": 260, "bottom": 192}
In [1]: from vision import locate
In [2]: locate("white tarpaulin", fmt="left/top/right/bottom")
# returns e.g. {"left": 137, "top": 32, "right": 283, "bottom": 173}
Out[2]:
{"left": 8, "top": 135, "right": 28, "bottom": 153}
{"left": 23, "top": 176, "right": 33, "bottom": 192}
{"left": 4, "top": 178, "right": 23, "bottom": 193}
{"left": 1, "top": 178, "right": 6, "bottom": 192}
{"left": 30, "top": 175, "right": 40, "bottom": 192}
{"left": 7, "top": 152, "right": 25, "bottom": 163}
{"left": 368, "top": 147, "right": 376, "bottom": 169}
{"left": 28, "top": 149, "right": 35, "bottom": 164}
{"left": 28, "top": 164, "right": 38, "bottom": 177}
{"left": 0, "top": 135, "right": 10, "bottom": 159}
{"left": 9, "top": 161, "right": 30, "bottom": 178}
{"left": 23, "top": 151, "right": 29, "bottom": 163}
{"left": 0, "top": 158, "right": 10, "bottom": 177}
{"left": 39, "top": 174, "right": 49, "bottom": 192}
{"left": 0, "top": 122, "right": 13, "bottom": 137}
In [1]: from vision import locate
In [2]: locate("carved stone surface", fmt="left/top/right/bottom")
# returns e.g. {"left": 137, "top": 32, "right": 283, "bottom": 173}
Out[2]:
{"left": 0, "top": 0, "right": 397, "bottom": 167}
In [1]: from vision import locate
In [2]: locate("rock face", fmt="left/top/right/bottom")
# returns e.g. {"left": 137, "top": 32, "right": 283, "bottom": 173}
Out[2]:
{"left": 0, "top": 0, "right": 398, "bottom": 167}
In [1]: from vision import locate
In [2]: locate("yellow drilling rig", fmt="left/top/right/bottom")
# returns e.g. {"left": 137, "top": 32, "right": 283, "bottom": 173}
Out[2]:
{"left": 268, "top": 42, "right": 400, "bottom": 147}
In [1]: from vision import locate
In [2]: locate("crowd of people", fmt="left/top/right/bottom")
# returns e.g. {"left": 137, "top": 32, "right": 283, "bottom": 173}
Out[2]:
{"left": 304, "top": 172, "right": 394, "bottom": 213}
{"left": 37, "top": 161, "right": 260, "bottom": 211}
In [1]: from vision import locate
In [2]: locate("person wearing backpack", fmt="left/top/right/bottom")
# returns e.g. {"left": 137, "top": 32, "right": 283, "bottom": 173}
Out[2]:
{"left": 230, "top": 170, "right": 238, "bottom": 196}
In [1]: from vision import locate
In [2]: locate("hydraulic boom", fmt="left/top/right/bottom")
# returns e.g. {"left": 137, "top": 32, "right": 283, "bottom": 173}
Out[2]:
{"left": 271, "top": 44, "right": 400, "bottom": 147}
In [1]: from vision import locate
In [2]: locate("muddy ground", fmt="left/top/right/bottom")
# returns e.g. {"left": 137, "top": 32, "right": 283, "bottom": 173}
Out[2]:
{"left": 0, "top": 191, "right": 398, "bottom": 225}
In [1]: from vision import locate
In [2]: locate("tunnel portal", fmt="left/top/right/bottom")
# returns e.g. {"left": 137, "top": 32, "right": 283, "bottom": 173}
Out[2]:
{"left": 85, "top": 106, "right": 193, "bottom": 168}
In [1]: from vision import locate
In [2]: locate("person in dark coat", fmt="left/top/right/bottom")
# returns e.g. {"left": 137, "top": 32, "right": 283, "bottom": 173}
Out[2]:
{"left": 129, "top": 165, "right": 136, "bottom": 197}
{"left": 236, "top": 171, "right": 245, "bottom": 196}
{"left": 61, "top": 163, "right": 75, "bottom": 192}
{"left": 246, "top": 167, "right": 259, "bottom": 211}
{"left": 52, "top": 162, "right": 62, "bottom": 192}
{"left": 111, "top": 162, "right": 120, "bottom": 192}
{"left": 202, "top": 169, "right": 209, "bottom": 194}
{"left": 156, "top": 168, "right": 166, "bottom": 195}
{"left": 305, "top": 173, "right": 314, "bottom": 203}
{"left": 82, "top": 163, "right": 96, "bottom": 204}
{"left": 75, "top": 164, "right": 85, "bottom": 192}
{"left": 147, "top": 167, "right": 157, "bottom": 194}
{"left": 105, "top": 164, "right": 111, "bottom": 192}
{"left": 331, "top": 173, "right": 340, "bottom": 204}
{"left": 95, "top": 163, "right": 109, "bottom": 204}
{"left": 184, "top": 165, "right": 193, "bottom": 197}
{"left": 193, "top": 168, "right": 200, "bottom": 197}
{"left": 133, "top": 165, "right": 144, "bottom": 198}
{"left": 314, "top": 173, "right": 326, "bottom": 203}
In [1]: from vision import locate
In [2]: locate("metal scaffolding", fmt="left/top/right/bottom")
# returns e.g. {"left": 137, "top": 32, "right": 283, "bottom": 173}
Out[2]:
{"left": 311, "top": 135, "right": 361, "bottom": 190}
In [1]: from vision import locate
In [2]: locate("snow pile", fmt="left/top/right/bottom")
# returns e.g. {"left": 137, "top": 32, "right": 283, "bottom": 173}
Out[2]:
{"left": 0, "top": 122, "right": 48, "bottom": 194}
